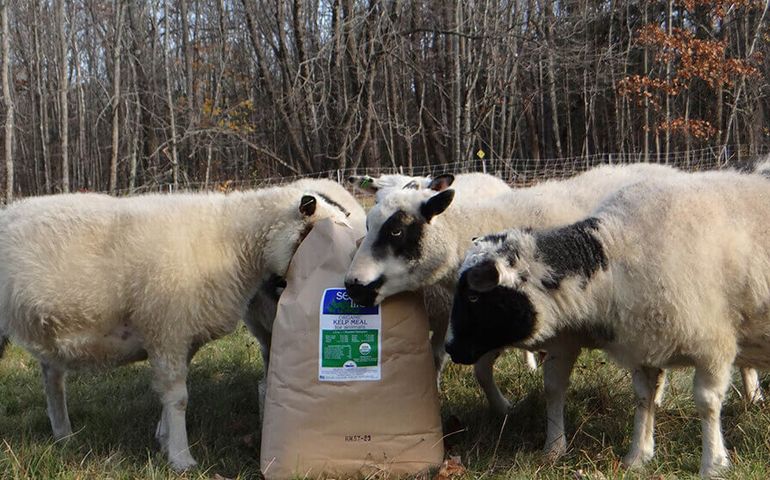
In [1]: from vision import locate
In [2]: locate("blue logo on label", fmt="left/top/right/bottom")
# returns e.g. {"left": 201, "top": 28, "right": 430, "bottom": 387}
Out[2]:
{"left": 322, "top": 288, "right": 380, "bottom": 315}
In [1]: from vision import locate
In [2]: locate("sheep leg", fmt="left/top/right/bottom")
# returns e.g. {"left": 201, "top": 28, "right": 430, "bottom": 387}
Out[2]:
{"left": 474, "top": 349, "right": 510, "bottom": 415}
{"left": 523, "top": 351, "right": 538, "bottom": 371}
{"left": 542, "top": 344, "right": 580, "bottom": 461}
{"left": 150, "top": 355, "right": 197, "bottom": 472}
{"left": 694, "top": 363, "right": 732, "bottom": 477}
{"left": 623, "top": 366, "right": 662, "bottom": 468}
{"left": 429, "top": 314, "right": 449, "bottom": 389}
{"left": 41, "top": 362, "right": 72, "bottom": 439}
{"left": 653, "top": 369, "right": 668, "bottom": 407}
{"left": 740, "top": 367, "right": 764, "bottom": 404}
{"left": 257, "top": 336, "right": 271, "bottom": 424}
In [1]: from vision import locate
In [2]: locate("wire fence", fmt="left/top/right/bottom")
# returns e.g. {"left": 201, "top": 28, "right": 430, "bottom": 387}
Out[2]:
{"left": 114, "top": 145, "right": 769, "bottom": 196}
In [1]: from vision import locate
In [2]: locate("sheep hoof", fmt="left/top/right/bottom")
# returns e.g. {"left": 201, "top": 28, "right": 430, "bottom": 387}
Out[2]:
{"left": 542, "top": 442, "right": 566, "bottom": 462}
{"left": 622, "top": 450, "right": 653, "bottom": 469}
{"left": 748, "top": 391, "right": 765, "bottom": 406}
{"left": 699, "top": 458, "right": 730, "bottom": 478}
{"left": 52, "top": 426, "right": 73, "bottom": 440}
{"left": 169, "top": 455, "right": 198, "bottom": 472}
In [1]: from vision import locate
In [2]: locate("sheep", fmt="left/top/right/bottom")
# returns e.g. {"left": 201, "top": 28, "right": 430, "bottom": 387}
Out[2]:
{"left": 288, "top": 177, "right": 366, "bottom": 232}
{"left": 0, "top": 186, "right": 350, "bottom": 471}
{"left": 347, "top": 172, "right": 542, "bottom": 374}
{"left": 348, "top": 171, "right": 511, "bottom": 204}
{"left": 242, "top": 178, "right": 366, "bottom": 415}
{"left": 446, "top": 169, "right": 770, "bottom": 477}
{"left": 344, "top": 162, "right": 694, "bottom": 458}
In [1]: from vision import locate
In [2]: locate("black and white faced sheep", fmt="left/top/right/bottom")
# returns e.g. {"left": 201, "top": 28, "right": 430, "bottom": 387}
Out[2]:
{"left": 346, "top": 171, "right": 532, "bottom": 378}
{"left": 344, "top": 162, "right": 689, "bottom": 459}
{"left": 0, "top": 187, "right": 350, "bottom": 471}
{"left": 447, "top": 170, "right": 770, "bottom": 477}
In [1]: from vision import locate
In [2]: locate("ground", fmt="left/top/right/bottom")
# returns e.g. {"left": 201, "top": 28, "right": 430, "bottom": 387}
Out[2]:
{"left": 1, "top": 327, "right": 769, "bottom": 479}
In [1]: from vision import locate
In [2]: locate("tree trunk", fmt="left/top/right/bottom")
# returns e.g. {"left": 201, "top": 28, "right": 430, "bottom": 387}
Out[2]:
{"left": 1, "top": 0, "right": 13, "bottom": 203}
{"left": 452, "top": 1, "right": 462, "bottom": 163}
{"left": 58, "top": 0, "right": 69, "bottom": 193}
{"left": 543, "top": 0, "right": 562, "bottom": 158}
{"left": 110, "top": 0, "right": 126, "bottom": 193}
{"left": 163, "top": 0, "right": 179, "bottom": 189}
{"left": 33, "top": 4, "right": 51, "bottom": 193}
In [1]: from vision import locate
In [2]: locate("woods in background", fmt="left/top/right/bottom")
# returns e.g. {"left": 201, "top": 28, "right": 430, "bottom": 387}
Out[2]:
{"left": 0, "top": 0, "right": 767, "bottom": 198}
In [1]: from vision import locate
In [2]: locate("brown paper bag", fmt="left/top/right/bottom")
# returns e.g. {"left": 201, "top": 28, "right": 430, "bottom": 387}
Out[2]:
{"left": 260, "top": 218, "right": 444, "bottom": 479}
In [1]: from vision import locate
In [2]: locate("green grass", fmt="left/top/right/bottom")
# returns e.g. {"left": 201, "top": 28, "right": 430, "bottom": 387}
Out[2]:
{"left": 1, "top": 328, "right": 769, "bottom": 479}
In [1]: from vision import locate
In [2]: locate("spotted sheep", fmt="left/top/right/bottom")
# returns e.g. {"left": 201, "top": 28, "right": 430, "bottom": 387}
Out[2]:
{"left": 447, "top": 170, "right": 770, "bottom": 477}
{"left": 343, "top": 162, "right": 714, "bottom": 460}
{"left": 0, "top": 186, "right": 351, "bottom": 471}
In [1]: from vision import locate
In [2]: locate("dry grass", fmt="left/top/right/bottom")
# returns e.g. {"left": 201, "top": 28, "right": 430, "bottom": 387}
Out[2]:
{"left": 1, "top": 328, "right": 769, "bottom": 479}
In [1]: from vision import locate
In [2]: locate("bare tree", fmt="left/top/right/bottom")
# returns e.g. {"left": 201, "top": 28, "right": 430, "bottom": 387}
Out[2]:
{"left": 1, "top": 0, "right": 12, "bottom": 202}
{"left": 110, "top": 0, "right": 126, "bottom": 193}
{"left": 162, "top": 0, "right": 179, "bottom": 189}
{"left": 57, "top": 0, "right": 69, "bottom": 193}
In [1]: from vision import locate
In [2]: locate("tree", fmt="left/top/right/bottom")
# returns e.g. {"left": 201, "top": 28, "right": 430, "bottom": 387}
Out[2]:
{"left": 1, "top": 0, "right": 13, "bottom": 202}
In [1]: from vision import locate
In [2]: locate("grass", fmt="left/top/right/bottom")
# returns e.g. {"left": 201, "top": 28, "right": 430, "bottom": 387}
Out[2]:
{"left": 1, "top": 327, "right": 770, "bottom": 479}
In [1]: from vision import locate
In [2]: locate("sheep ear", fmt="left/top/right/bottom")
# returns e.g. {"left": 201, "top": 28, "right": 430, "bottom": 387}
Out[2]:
{"left": 402, "top": 180, "right": 420, "bottom": 190}
{"left": 348, "top": 175, "right": 378, "bottom": 193}
{"left": 420, "top": 189, "right": 454, "bottom": 223}
{"left": 428, "top": 174, "right": 455, "bottom": 191}
{"left": 466, "top": 260, "right": 500, "bottom": 292}
{"left": 299, "top": 195, "right": 317, "bottom": 217}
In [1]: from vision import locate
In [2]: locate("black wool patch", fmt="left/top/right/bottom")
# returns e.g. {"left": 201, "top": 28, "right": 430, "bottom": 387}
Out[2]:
{"left": 447, "top": 271, "right": 538, "bottom": 365}
{"left": 481, "top": 232, "right": 508, "bottom": 244}
{"left": 371, "top": 210, "right": 425, "bottom": 261}
{"left": 535, "top": 217, "right": 607, "bottom": 289}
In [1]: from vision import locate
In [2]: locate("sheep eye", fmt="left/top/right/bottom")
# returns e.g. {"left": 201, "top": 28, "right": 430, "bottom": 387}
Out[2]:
{"left": 468, "top": 295, "right": 479, "bottom": 303}
{"left": 391, "top": 229, "right": 402, "bottom": 237}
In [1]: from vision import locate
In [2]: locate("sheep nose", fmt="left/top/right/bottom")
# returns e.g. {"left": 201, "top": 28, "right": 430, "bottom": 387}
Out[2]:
{"left": 344, "top": 277, "right": 384, "bottom": 307}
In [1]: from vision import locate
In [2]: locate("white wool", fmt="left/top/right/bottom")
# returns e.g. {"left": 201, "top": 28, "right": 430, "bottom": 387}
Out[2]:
{"left": 0, "top": 186, "right": 349, "bottom": 470}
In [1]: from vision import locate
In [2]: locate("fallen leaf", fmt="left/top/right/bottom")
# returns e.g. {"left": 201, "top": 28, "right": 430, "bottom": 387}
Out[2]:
{"left": 434, "top": 456, "right": 465, "bottom": 480}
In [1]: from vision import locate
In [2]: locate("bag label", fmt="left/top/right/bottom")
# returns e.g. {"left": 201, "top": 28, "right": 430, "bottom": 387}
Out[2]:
{"left": 319, "top": 288, "right": 381, "bottom": 381}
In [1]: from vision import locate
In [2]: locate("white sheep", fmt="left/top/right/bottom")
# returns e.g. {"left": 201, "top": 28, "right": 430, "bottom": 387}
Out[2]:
{"left": 447, "top": 169, "right": 770, "bottom": 477}
{"left": 242, "top": 178, "right": 365, "bottom": 414}
{"left": 0, "top": 186, "right": 349, "bottom": 471}
{"left": 348, "top": 171, "right": 511, "bottom": 203}
{"left": 344, "top": 162, "right": 693, "bottom": 459}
